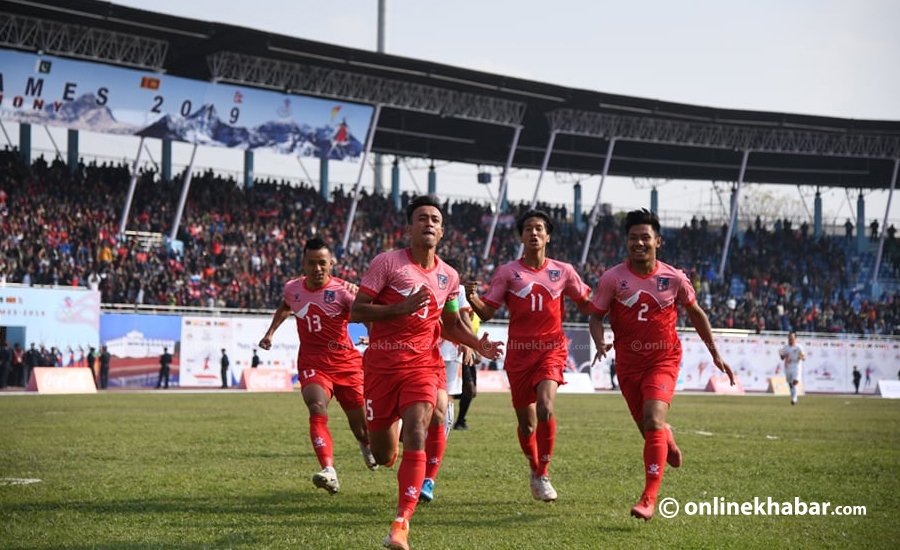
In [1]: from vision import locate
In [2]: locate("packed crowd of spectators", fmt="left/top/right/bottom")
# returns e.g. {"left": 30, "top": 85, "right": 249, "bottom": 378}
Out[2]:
{"left": 1, "top": 151, "right": 898, "bottom": 335}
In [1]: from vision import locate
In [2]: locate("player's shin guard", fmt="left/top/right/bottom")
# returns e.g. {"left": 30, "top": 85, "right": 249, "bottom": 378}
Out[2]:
{"left": 424, "top": 422, "right": 447, "bottom": 480}
{"left": 517, "top": 427, "right": 540, "bottom": 474}
{"left": 309, "top": 414, "right": 334, "bottom": 468}
{"left": 536, "top": 417, "right": 556, "bottom": 477}
{"left": 397, "top": 450, "right": 426, "bottom": 521}
{"left": 642, "top": 428, "right": 667, "bottom": 500}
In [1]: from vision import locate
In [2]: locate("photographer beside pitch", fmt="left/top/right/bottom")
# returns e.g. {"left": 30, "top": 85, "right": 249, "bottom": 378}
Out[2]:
{"left": 588, "top": 208, "right": 734, "bottom": 521}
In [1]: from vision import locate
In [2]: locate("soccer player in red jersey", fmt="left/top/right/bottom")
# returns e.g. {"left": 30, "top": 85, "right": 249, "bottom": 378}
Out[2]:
{"left": 258, "top": 238, "right": 376, "bottom": 496}
{"left": 352, "top": 195, "right": 503, "bottom": 550}
{"left": 588, "top": 209, "right": 734, "bottom": 520}
{"left": 465, "top": 209, "right": 592, "bottom": 502}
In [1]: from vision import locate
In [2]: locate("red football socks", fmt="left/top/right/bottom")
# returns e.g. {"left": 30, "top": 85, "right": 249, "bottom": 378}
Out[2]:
{"left": 424, "top": 422, "right": 447, "bottom": 480}
{"left": 308, "top": 414, "right": 333, "bottom": 468}
{"left": 642, "top": 428, "right": 667, "bottom": 499}
{"left": 517, "top": 427, "right": 539, "bottom": 474}
{"left": 397, "top": 450, "right": 426, "bottom": 521}
{"left": 536, "top": 417, "right": 556, "bottom": 477}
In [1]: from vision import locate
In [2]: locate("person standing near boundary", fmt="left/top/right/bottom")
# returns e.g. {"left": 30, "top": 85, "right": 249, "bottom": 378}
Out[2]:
{"left": 852, "top": 366, "right": 861, "bottom": 394}
{"left": 465, "top": 209, "right": 592, "bottom": 503}
{"left": 352, "top": 195, "right": 503, "bottom": 550}
{"left": 588, "top": 208, "right": 734, "bottom": 521}
{"left": 157, "top": 347, "right": 172, "bottom": 389}
{"left": 779, "top": 331, "right": 806, "bottom": 405}
{"left": 99, "top": 345, "right": 111, "bottom": 389}
{"left": 258, "top": 237, "right": 377, "bottom": 496}
{"left": 220, "top": 349, "right": 229, "bottom": 389}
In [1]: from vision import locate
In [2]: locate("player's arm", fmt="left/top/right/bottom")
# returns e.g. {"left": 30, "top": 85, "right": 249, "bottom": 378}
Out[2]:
{"left": 588, "top": 310, "right": 612, "bottom": 366}
{"left": 440, "top": 301, "right": 503, "bottom": 360}
{"left": 258, "top": 301, "right": 293, "bottom": 350}
{"left": 458, "top": 308, "right": 478, "bottom": 365}
{"left": 350, "top": 287, "right": 431, "bottom": 322}
{"left": 684, "top": 301, "right": 735, "bottom": 385}
{"left": 464, "top": 281, "right": 497, "bottom": 321}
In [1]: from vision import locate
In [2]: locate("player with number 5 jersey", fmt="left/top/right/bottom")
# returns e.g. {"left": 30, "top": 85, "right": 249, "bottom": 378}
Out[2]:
{"left": 466, "top": 209, "right": 592, "bottom": 503}
{"left": 258, "top": 238, "right": 376, "bottom": 497}
{"left": 352, "top": 195, "right": 503, "bottom": 550}
{"left": 588, "top": 209, "right": 735, "bottom": 521}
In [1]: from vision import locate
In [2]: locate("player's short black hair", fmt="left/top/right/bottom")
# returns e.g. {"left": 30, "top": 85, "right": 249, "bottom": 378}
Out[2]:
{"left": 624, "top": 208, "right": 661, "bottom": 235}
{"left": 303, "top": 237, "right": 330, "bottom": 253}
{"left": 406, "top": 195, "right": 444, "bottom": 224}
{"left": 516, "top": 209, "right": 554, "bottom": 235}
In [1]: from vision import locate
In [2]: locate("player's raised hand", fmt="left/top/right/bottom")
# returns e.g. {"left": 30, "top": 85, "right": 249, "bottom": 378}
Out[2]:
{"left": 591, "top": 342, "right": 613, "bottom": 367}
{"left": 258, "top": 336, "right": 273, "bottom": 351}
{"left": 477, "top": 332, "right": 504, "bottom": 360}
{"left": 396, "top": 287, "right": 431, "bottom": 315}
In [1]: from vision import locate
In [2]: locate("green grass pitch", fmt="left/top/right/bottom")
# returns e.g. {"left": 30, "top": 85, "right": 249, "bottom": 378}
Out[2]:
{"left": 0, "top": 391, "right": 897, "bottom": 549}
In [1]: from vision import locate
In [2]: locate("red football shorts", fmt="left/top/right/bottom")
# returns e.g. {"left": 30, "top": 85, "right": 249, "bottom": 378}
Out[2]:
{"left": 617, "top": 360, "right": 679, "bottom": 423}
{"left": 298, "top": 367, "right": 364, "bottom": 410}
{"left": 364, "top": 367, "right": 441, "bottom": 432}
{"left": 505, "top": 346, "right": 567, "bottom": 410}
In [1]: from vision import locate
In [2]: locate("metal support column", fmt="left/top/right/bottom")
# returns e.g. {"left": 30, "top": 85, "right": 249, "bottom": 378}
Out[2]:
{"left": 516, "top": 130, "right": 558, "bottom": 258}
{"left": 427, "top": 163, "right": 436, "bottom": 195}
{"left": 320, "top": 157, "right": 330, "bottom": 201}
{"left": 856, "top": 191, "right": 866, "bottom": 254}
{"left": 392, "top": 157, "right": 401, "bottom": 211}
{"left": 717, "top": 150, "right": 750, "bottom": 280}
{"left": 19, "top": 123, "right": 31, "bottom": 165}
{"left": 580, "top": 137, "right": 617, "bottom": 267}
{"left": 573, "top": 181, "right": 583, "bottom": 231}
{"left": 169, "top": 144, "right": 199, "bottom": 242}
{"left": 650, "top": 186, "right": 659, "bottom": 214}
{"left": 482, "top": 125, "right": 523, "bottom": 260}
{"left": 243, "top": 150, "right": 254, "bottom": 189}
{"left": 814, "top": 189, "right": 823, "bottom": 237}
{"left": 872, "top": 159, "right": 899, "bottom": 286}
{"left": 161, "top": 139, "right": 172, "bottom": 182}
{"left": 67, "top": 129, "right": 79, "bottom": 175}
{"left": 118, "top": 137, "right": 145, "bottom": 237}
{"left": 341, "top": 105, "right": 382, "bottom": 251}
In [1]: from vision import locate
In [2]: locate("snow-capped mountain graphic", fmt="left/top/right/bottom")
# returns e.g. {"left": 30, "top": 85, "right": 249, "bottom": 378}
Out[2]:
{"left": 6, "top": 93, "right": 136, "bottom": 133}
{"left": 136, "top": 103, "right": 364, "bottom": 159}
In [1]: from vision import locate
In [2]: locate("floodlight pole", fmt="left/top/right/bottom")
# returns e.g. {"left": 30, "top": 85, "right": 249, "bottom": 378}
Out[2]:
{"left": 169, "top": 144, "right": 199, "bottom": 242}
{"left": 579, "top": 137, "right": 617, "bottom": 267}
{"left": 482, "top": 125, "right": 523, "bottom": 260}
{"left": 872, "top": 158, "right": 899, "bottom": 286}
{"left": 717, "top": 149, "right": 750, "bottom": 280}
{"left": 341, "top": 105, "right": 382, "bottom": 252}
{"left": 516, "top": 130, "right": 558, "bottom": 258}
{"left": 118, "top": 136, "right": 145, "bottom": 237}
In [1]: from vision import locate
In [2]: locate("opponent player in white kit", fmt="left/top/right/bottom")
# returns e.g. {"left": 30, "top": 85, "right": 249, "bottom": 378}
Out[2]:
{"left": 779, "top": 331, "right": 806, "bottom": 405}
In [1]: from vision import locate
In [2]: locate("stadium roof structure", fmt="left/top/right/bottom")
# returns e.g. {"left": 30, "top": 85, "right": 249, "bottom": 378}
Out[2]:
{"left": 3, "top": 0, "right": 900, "bottom": 192}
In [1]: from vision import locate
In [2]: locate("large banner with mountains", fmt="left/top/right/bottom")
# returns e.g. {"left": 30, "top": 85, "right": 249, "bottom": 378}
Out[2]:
{"left": 0, "top": 49, "right": 373, "bottom": 160}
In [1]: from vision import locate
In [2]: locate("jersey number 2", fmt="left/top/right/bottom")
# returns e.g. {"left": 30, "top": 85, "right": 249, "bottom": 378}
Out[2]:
{"left": 637, "top": 303, "right": 649, "bottom": 321}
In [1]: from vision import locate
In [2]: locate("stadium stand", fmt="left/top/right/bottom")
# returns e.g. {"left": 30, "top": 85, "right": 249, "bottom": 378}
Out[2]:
{"left": 1, "top": 149, "right": 897, "bottom": 334}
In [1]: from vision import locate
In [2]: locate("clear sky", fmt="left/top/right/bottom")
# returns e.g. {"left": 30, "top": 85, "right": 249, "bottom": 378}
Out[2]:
{"left": 12, "top": 0, "right": 900, "bottom": 227}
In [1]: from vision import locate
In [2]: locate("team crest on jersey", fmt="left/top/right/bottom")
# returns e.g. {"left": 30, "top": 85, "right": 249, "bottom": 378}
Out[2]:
{"left": 656, "top": 277, "right": 670, "bottom": 291}
{"left": 324, "top": 290, "right": 336, "bottom": 303}
{"left": 549, "top": 269, "right": 561, "bottom": 282}
{"left": 437, "top": 273, "right": 449, "bottom": 290}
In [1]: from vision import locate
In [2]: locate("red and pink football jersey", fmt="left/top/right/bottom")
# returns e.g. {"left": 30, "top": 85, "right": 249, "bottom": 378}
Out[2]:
{"left": 590, "top": 260, "right": 695, "bottom": 369}
{"left": 359, "top": 249, "right": 460, "bottom": 373}
{"left": 483, "top": 258, "right": 590, "bottom": 343}
{"left": 283, "top": 276, "right": 361, "bottom": 374}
